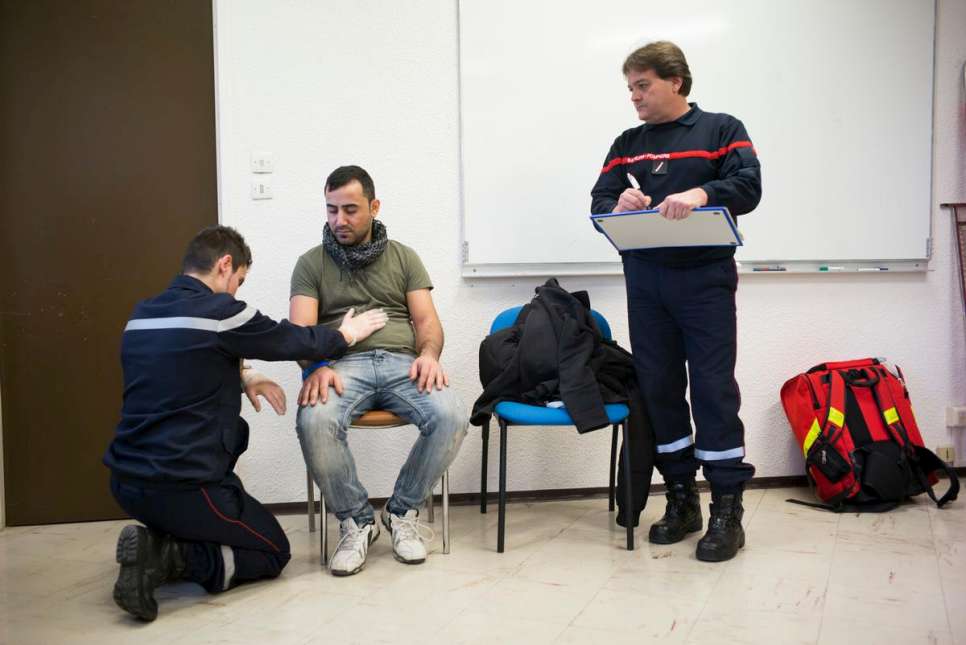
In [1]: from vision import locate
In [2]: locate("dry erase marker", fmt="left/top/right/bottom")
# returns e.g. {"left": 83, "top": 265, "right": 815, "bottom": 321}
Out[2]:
{"left": 752, "top": 266, "right": 786, "bottom": 272}
{"left": 858, "top": 267, "right": 889, "bottom": 272}
{"left": 626, "top": 173, "right": 641, "bottom": 190}
{"left": 819, "top": 266, "right": 845, "bottom": 271}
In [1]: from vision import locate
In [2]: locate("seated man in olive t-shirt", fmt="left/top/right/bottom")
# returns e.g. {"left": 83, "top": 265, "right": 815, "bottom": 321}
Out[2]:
{"left": 289, "top": 165, "right": 468, "bottom": 577}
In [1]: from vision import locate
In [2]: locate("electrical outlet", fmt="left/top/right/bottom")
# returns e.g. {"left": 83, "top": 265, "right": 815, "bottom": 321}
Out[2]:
{"left": 947, "top": 406, "right": 966, "bottom": 427}
{"left": 935, "top": 446, "right": 956, "bottom": 464}
{"left": 250, "top": 181, "right": 273, "bottom": 200}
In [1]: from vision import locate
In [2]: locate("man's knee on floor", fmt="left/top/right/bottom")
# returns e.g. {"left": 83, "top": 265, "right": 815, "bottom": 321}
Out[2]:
{"left": 271, "top": 548, "right": 292, "bottom": 576}
{"left": 262, "top": 533, "right": 292, "bottom": 578}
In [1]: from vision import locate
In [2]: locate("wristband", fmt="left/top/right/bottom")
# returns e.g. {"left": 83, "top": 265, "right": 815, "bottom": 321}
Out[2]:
{"left": 301, "top": 360, "right": 329, "bottom": 381}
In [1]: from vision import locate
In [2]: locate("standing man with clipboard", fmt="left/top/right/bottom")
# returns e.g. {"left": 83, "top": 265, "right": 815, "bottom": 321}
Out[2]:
{"left": 591, "top": 41, "right": 762, "bottom": 561}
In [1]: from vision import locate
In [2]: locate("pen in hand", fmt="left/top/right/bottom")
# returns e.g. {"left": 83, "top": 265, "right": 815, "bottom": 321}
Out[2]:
{"left": 626, "top": 173, "right": 642, "bottom": 191}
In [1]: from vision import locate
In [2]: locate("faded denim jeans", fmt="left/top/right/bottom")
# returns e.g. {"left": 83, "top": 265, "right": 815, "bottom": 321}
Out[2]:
{"left": 296, "top": 350, "right": 468, "bottom": 526}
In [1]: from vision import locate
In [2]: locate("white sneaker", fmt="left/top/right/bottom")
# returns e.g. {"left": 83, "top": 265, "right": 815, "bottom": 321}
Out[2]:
{"left": 380, "top": 507, "right": 431, "bottom": 564}
{"left": 330, "top": 518, "right": 379, "bottom": 577}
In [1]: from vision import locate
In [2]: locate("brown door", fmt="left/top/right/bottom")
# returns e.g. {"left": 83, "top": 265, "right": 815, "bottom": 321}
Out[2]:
{"left": 0, "top": 1, "right": 218, "bottom": 524}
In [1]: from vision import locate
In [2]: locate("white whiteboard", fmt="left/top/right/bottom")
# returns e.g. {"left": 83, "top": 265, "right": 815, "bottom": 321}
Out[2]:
{"left": 459, "top": 0, "right": 935, "bottom": 272}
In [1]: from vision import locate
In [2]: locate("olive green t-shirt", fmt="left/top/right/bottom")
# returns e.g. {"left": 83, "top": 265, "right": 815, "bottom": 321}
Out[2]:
{"left": 290, "top": 241, "right": 433, "bottom": 356}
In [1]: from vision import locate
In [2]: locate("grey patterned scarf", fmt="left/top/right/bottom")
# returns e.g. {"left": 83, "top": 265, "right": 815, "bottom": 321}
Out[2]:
{"left": 322, "top": 220, "right": 389, "bottom": 273}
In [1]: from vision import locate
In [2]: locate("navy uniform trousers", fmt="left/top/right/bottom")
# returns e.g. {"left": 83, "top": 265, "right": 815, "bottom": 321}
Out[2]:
{"left": 623, "top": 254, "right": 755, "bottom": 491}
{"left": 111, "top": 472, "right": 290, "bottom": 593}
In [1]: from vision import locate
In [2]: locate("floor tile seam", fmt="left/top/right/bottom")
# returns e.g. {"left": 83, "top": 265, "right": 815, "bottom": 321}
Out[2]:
{"left": 218, "top": 612, "right": 337, "bottom": 641}
{"left": 448, "top": 602, "right": 579, "bottom": 634}
{"left": 309, "top": 596, "right": 460, "bottom": 637}
{"left": 507, "top": 524, "right": 573, "bottom": 571}
{"left": 357, "top": 575, "right": 504, "bottom": 606}
{"left": 551, "top": 619, "right": 645, "bottom": 643}
{"left": 561, "top": 583, "right": 608, "bottom": 635}
{"left": 744, "top": 485, "right": 767, "bottom": 523}
{"left": 820, "top": 578, "right": 949, "bottom": 602}
{"left": 814, "top": 512, "right": 842, "bottom": 644}
{"left": 678, "top": 553, "right": 729, "bottom": 642}
{"left": 927, "top": 507, "right": 958, "bottom": 639}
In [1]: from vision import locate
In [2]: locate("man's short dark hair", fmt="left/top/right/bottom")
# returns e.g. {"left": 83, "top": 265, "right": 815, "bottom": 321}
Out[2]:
{"left": 622, "top": 41, "right": 692, "bottom": 97}
{"left": 325, "top": 165, "right": 376, "bottom": 202}
{"left": 182, "top": 225, "right": 253, "bottom": 274}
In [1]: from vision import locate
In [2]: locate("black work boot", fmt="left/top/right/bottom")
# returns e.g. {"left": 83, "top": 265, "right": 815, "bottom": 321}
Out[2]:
{"left": 648, "top": 478, "right": 702, "bottom": 544}
{"left": 696, "top": 490, "right": 745, "bottom": 562}
{"left": 113, "top": 524, "right": 188, "bottom": 621}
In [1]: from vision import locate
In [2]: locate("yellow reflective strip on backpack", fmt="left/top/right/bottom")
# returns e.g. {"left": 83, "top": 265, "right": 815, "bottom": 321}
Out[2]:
{"left": 828, "top": 407, "right": 844, "bottom": 428}
{"left": 883, "top": 407, "right": 899, "bottom": 425}
{"left": 803, "top": 418, "right": 821, "bottom": 456}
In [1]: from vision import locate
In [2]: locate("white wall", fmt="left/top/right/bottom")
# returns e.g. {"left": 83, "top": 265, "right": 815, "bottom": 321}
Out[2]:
{"left": 214, "top": 0, "right": 966, "bottom": 505}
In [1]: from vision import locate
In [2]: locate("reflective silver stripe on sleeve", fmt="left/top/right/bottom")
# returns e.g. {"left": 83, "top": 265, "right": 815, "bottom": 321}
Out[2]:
{"left": 217, "top": 305, "right": 257, "bottom": 332}
{"left": 694, "top": 447, "right": 745, "bottom": 461}
{"left": 124, "top": 306, "right": 258, "bottom": 333}
{"left": 656, "top": 435, "right": 694, "bottom": 454}
{"left": 125, "top": 317, "right": 219, "bottom": 332}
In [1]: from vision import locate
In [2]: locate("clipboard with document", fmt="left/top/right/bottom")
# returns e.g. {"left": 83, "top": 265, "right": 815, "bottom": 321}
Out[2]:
{"left": 590, "top": 207, "right": 742, "bottom": 252}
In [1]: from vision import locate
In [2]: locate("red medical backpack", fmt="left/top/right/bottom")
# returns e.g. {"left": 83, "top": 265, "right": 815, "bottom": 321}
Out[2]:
{"left": 780, "top": 358, "right": 959, "bottom": 511}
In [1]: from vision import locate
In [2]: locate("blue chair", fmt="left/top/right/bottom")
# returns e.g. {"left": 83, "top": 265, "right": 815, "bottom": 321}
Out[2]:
{"left": 480, "top": 306, "right": 634, "bottom": 552}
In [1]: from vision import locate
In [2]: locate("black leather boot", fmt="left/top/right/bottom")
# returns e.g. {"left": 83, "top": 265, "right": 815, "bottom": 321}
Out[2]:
{"left": 648, "top": 478, "right": 702, "bottom": 544}
{"left": 113, "top": 524, "right": 188, "bottom": 621}
{"left": 696, "top": 490, "right": 745, "bottom": 562}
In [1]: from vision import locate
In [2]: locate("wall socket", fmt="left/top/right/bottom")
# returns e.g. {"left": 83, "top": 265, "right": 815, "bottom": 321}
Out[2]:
{"left": 946, "top": 406, "right": 966, "bottom": 427}
{"left": 935, "top": 446, "right": 956, "bottom": 465}
{"left": 250, "top": 181, "right": 273, "bottom": 200}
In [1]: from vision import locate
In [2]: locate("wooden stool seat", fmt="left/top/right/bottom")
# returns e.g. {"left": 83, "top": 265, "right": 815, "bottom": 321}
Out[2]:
{"left": 351, "top": 410, "right": 404, "bottom": 427}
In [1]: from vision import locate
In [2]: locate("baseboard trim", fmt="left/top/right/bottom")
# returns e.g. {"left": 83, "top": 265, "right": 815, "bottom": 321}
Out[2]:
{"left": 268, "top": 468, "right": 966, "bottom": 515}
{"left": 266, "top": 473, "right": 824, "bottom": 516}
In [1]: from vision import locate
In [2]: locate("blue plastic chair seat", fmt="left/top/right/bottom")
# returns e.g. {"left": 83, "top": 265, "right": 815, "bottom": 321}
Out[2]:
{"left": 494, "top": 400, "right": 629, "bottom": 426}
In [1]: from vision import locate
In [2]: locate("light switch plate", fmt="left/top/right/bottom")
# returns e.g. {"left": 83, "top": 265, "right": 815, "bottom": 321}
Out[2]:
{"left": 250, "top": 152, "right": 274, "bottom": 174}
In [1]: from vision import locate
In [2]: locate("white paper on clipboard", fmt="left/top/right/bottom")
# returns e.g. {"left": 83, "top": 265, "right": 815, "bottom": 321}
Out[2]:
{"left": 590, "top": 207, "right": 742, "bottom": 251}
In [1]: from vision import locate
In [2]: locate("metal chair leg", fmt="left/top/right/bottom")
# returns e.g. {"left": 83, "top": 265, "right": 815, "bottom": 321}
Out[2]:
{"left": 481, "top": 421, "right": 489, "bottom": 513}
{"left": 321, "top": 496, "right": 329, "bottom": 565}
{"left": 497, "top": 417, "right": 508, "bottom": 553}
{"left": 426, "top": 488, "right": 435, "bottom": 523}
{"left": 307, "top": 469, "right": 316, "bottom": 532}
{"left": 442, "top": 470, "right": 450, "bottom": 554}
{"left": 620, "top": 421, "right": 634, "bottom": 551}
{"left": 608, "top": 424, "right": 618, "bottom": 512}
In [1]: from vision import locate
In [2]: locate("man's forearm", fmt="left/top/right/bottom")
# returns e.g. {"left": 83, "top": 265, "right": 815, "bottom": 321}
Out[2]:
{"left": 414, "top": 320, "right": 443, "bottom": 360}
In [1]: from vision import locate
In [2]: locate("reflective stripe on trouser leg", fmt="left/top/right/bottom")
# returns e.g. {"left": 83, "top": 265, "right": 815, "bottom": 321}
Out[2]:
{"left": 655, "top": 434, "right": 700, "bottom": 481}
{"left": 657, "top": 435, "right": 694, "bottom": 454}
{"left": 667, "top": 257, "right": 754, "bottom": 490}
{"left": 221, "top": 545, "right": 235, "bottom": 590}
{"left": 695, "top": 446, "right": 744, "bottom": 461}
{"left": 622, "top": 256, "right": 699, "bottom": 482}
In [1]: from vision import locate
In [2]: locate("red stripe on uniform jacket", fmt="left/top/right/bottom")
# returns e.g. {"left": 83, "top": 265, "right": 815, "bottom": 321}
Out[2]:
{"left": 600, "top": 141, "right": 755, "bottom": 174}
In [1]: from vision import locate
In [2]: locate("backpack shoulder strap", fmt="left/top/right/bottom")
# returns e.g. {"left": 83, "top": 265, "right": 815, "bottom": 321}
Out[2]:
{"left": 911, "top": 446, "right": 960, "bottom": 508}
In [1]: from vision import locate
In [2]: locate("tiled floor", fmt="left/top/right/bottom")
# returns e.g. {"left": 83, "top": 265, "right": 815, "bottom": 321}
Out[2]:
{"left": 1, "top": 486, "right": 964, "bottom": 644}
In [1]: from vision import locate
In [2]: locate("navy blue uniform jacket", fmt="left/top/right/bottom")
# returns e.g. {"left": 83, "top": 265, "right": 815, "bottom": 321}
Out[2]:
{"left": 104, "top": 274, "right": 348, "bottom": 487}
{"left": 591, "top": 104, "right": 762, "bottom": 266}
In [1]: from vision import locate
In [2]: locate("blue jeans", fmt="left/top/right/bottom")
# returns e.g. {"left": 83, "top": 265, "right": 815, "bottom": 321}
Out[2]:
{"left": 296, "top": 350, "right": 468, "bottom": 525}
